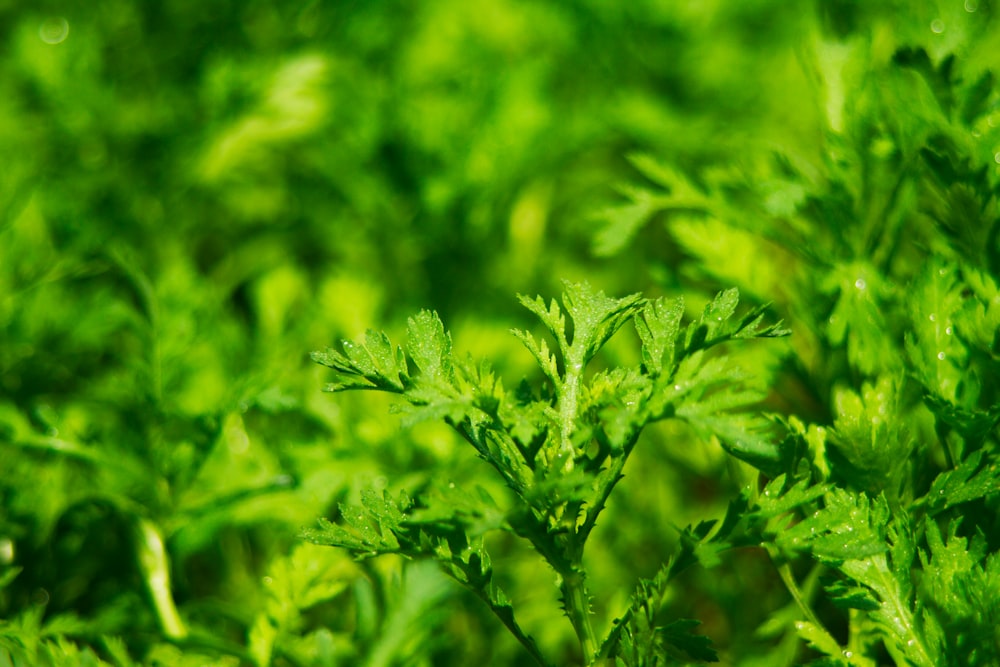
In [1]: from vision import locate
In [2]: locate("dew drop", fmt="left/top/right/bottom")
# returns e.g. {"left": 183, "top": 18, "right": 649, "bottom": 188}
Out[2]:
{"left": 854, "top": 278, "right": 867, "bottom": 290}
{"left": 994, "top": 152, "right": 1000, "bottom": 165}
{"left": 907, "top": 639, "right": 916, "bottom": 647}
{"left": 674, "top": 384, "right": 681, "bottom": 391}
{"left": 945, "top": 326, "right": 953, "bottom": 335}
{"left": 0, "top": 538, "right": 13, "bottom": 565}
{"left": 937, "top": 351, "right": 946, "bottom": 361}
{"left": 929, "top": 313, "right": 937, "bottom": 322}
{"left": 263, "top": 576, "right": 273, "bottom": 585}
{"left": 965, "top": 0, "right": 979, "bottom": 11}
{"left": 39, "top": 17, "right": 69, "bottom": 44}
{"left": 843, "top": 650, "right": 854, "bottom": 658}
{"left": 930, "top": 19, "right": 945, "bottom": 33}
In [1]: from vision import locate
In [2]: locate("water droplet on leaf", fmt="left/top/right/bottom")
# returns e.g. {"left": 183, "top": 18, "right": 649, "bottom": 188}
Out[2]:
{"left": 39, "top": 17, "right": 69, "bottom": 44}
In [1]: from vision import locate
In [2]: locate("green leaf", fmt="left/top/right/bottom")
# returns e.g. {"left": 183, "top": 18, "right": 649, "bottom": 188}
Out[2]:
{"left": 823, "top": 579, "right": 880, "bottom": 611}
{"left": 249, "top": 544, "right": 356, "bottom": 667}
{"left": 592, "top": 154, "right": 708, "bottom": 257}
{"left": 406, "top": 310, "right": 454, "bottom": 383}
{"left": 592, "top": 185, "right": 664, "bottom": 257}
{"left": 794, "top": 620, "right": 849, "bottom": 665}
{"left": 635, "top": 296, "right": 685, "bottom": 378}
{"left": 917, "top": 519, "right": 1000, "bottom": 666}
{"left": 684, "top": 288, "right": 790, "bottom": 354}
{"left": 904, "top": 261, "right": 971, "bottom": 405}
{"left": 517, "top": 293, "right": 568, "bottom": 352}
{"left": 666, "top": 353, "right": 783, "bottom": 472}
{"left": 752, "top": 475, "right": 829, "bottom": 521}
{"left": 311, "top": 329, "right": 408, "bottom": 392}
{"left": 822, "top": 263, "right": 898, "bottom": 376}
{"left": 511, "top": 328, "right": 561, "bottom": 385}
{"left": 774, "top": 488, "right": 889, "bottom": 563}
{"left": 918, "top": 449, "right": 1000, "bottom": 515}
{"left": 560, "top": 282, "right": 644, "bottom": 367}
{"left": 302, "top": 489, "right": 413, "bottom": 557}
{"left": 827, "top": 376, "right": 912, "bottom": 495}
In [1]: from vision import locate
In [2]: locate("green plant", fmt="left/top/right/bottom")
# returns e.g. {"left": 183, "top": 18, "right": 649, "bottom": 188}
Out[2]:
{"left": 2, "top": 1, "right": 1000, "bottom": 665}
{"left": 308, "top": 255, "right": 1000, "bottom": 666}
{"left": 307, "top": 276, "right": 1000, "bottom": 666}
{"left": 308, "top": 282, "right": 792, "bottom": 664}
{"left": 578, "top": 8, "right": 1000, "bottom": 665}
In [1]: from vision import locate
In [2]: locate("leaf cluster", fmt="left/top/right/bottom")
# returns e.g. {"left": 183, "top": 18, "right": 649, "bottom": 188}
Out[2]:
{"left": 311, "top": 282, "right": 788, "bottom": 664}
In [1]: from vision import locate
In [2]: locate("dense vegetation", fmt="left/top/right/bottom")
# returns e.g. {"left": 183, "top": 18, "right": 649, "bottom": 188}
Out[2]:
{"left": 2, "top": 1, "right": 999, "bottom": 665}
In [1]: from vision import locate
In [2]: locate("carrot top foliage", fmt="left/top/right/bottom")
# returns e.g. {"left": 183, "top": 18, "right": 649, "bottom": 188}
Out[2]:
{"left": 1, "top": 1, "right": 999, "bottom": 666}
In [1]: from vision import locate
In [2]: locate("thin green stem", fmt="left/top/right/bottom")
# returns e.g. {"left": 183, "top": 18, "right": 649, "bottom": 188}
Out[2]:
{"left": 560, "top": 567, "right": 598, "bottom": 665}
{"left": 556, "top": 348, "right": 585, "bottom": 472}
{"left": 135, "top": 516, "right": 187, "bottom": 640}
{"left": 769, "top": 550, "right": 842, "bottom": 653}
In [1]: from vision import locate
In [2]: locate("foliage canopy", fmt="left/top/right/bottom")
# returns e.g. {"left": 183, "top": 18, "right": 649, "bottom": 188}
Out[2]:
{"left": 2, "top": 1, "right": 999, "bottom": 665}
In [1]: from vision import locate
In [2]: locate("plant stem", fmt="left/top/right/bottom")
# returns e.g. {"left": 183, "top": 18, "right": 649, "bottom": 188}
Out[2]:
{"left": 135, "top": 516, "right": 187, "bottom": 640}
{"left": 560, "top": 566, "right": 598, "bottom": 665}
{"left": 556, "top": 349, "right": 585, "bottom": 472}
{"left": 770, "top": 553, "right": 841, "bottom": 653}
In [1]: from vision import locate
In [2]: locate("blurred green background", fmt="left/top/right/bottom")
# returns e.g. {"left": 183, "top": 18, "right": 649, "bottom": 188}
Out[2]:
{"left": 1, "top": 0, "right": 998, "bottom": 665}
